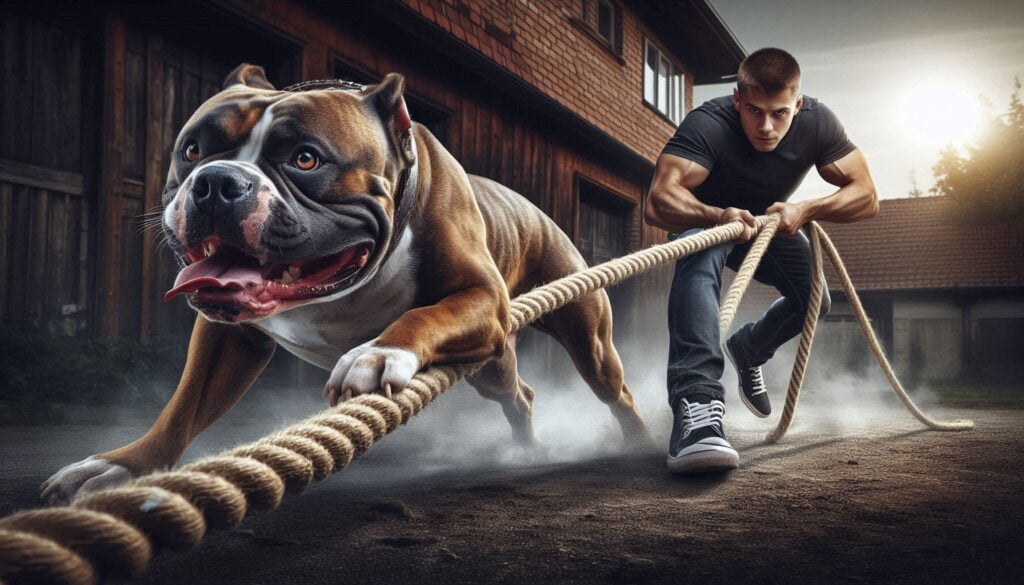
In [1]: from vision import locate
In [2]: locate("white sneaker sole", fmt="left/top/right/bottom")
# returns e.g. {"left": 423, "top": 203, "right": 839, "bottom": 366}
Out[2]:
{"left": 723, "top": 341, "right": 770, "bottom": 419}
{"left": 666, "top": 444, "right": 739, "bottom": 475}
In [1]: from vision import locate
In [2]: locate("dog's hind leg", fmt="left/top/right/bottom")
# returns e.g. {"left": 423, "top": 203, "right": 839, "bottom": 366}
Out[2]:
{"left": 466, "top": 333, "right": 537, "bottom": 446}
{"left": 541, "top": 291, "right": 653, "bottom": 450}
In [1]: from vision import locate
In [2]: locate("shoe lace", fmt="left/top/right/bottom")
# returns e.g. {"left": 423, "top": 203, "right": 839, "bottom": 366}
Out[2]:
{"left": 748, "top": 367, "right": 765, "bottom": 393}
{"left": 682, "top": 399, "right": 725, "bottom": 438}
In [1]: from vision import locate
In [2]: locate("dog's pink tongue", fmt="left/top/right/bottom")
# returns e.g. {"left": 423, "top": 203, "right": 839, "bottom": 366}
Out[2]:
{"left": 165, "top": 247, "right": 264, "bottom": 301}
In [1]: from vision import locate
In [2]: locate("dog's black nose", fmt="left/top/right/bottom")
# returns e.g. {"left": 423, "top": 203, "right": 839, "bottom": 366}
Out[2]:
{"left": 190, "top": 165, "right": 255, "bottom": 214}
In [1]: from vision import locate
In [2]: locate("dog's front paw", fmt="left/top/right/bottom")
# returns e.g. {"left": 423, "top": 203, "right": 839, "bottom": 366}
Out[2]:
{"left": 325, "top": 339, "right": 420, "bottom": 405}
{"left": 40, "top": 456, "right": 132, "bottom": 506}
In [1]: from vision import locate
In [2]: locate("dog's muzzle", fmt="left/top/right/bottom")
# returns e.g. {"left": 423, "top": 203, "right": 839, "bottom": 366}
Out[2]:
{"left": 190, "top": 164, "right": 255, "bottom": 215}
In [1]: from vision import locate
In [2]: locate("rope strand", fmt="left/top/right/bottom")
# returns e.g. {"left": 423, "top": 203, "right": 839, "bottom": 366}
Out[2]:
{"left": 766, "top": 225, "right": 826, "bottom": 443}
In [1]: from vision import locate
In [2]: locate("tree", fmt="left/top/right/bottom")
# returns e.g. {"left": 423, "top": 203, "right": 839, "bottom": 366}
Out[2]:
{"left": 908, "top": 168, "right": 924, "bottom": 198}
{"left": 931, "top": 77, "right": 1024, "bottom": 221}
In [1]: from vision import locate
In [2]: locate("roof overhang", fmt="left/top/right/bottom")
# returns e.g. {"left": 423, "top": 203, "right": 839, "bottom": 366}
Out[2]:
{"left": 633, "top": 0, "right": 747, "bottom": 85}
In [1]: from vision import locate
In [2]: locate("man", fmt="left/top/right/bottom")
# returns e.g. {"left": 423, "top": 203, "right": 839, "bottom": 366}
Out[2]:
{"left": 643, "top": 48, "right": 878, "bottom": 474}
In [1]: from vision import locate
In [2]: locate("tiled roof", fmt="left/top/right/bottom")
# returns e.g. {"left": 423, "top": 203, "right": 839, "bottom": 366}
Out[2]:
{"left": 819, "top": 196, "right": 1024, "bottom": 291}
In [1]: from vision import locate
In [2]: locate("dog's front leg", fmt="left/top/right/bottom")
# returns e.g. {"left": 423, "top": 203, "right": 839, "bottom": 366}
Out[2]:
{"left": 325, "top": 284, "right": 509, "bottom": 404}
{"left": 40, "top": 315, "right": 276, "bottom": 505}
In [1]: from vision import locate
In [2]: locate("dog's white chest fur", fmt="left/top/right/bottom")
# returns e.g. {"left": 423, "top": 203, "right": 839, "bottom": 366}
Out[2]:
{"left": 251, "top": 227, "right": 418, "bottom": 370}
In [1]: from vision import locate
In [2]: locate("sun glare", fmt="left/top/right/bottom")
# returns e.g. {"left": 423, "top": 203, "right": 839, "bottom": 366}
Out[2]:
{"left": 898, "top": 81, "right": 984, "bottom": 148}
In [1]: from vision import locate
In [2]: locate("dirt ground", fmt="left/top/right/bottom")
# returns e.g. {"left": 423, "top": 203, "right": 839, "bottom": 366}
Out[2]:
{"left": 1, "top": 403, "right": 1022, "bottom": 585}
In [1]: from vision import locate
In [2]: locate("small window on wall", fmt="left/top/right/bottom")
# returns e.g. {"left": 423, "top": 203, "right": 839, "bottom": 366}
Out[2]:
{"left": 644, "top": 39, "right": 685, "bottom": 124}
{"left": 596, "top": 0, "right": 616, "bottom": 47}
{"left": 582, "top": 0, "right": 623, "bottom": 54}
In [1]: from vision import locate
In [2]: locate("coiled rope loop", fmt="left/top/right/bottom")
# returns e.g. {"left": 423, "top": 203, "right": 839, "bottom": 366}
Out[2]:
{"left": 0, "top": 216, "right": 972, "bottom": 585}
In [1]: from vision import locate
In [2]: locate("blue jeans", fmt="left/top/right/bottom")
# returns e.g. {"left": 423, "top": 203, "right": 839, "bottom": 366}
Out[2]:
{"left": 666, "top": 227, "right": 831, "bottom": 407}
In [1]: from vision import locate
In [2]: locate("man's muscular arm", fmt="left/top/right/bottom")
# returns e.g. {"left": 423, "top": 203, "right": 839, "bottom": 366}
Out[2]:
{"left": 644, "top": 154, "right": 756, "bottom": 241}
{"left": 767, "top": 149, "right": 879, "bottom": 235}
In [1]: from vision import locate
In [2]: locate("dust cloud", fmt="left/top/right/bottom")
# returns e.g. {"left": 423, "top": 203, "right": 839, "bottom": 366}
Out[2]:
{"left": 168, "top": 303, "right": 935, "bottom": 491}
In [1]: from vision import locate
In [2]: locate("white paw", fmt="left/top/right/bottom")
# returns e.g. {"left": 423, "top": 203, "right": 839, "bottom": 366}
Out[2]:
{"left": 40, "top": 456, "right": 132, "bottom": 506}
{"left": 324, "top": 338, "right": 420, "bottom": 405}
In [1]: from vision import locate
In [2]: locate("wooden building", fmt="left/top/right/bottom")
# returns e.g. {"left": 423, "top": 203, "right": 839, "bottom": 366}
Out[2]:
{"left": 0, "top": 0, "right": 744, "bottom": 381}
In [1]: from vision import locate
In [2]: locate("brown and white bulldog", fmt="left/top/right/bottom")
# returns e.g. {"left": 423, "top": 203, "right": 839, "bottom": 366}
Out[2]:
{"left": 41, "top": 65, "right": 649, "bottom": 505}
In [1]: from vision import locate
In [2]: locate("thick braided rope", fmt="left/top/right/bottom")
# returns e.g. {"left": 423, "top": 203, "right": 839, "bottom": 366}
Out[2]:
{"left": 0, "top": 361, "right": 481, "bottom": 585}
{"left": 765, "top": 225, "right": 827, "bottom": 443}
{"left": 0, "top": 215, "right": 972, "bottom": 584}
{"left": 718, "top": 215, "right": 780, "bottom": 339}
{"left": 813, "top": 223, "right": 973, "bottom": 432}
{"left": 508, "top": 217, "right": 775, "bottom": 329}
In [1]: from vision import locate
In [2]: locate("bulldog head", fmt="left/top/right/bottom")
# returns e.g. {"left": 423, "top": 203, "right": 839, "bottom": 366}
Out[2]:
{"left": 161, "top": 64, "right": 417, "bottom": 323}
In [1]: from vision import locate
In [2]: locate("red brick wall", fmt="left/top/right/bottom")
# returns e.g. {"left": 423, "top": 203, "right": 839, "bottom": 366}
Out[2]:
{"left": 400, "top": 0, "right": 692, "bottom": 162}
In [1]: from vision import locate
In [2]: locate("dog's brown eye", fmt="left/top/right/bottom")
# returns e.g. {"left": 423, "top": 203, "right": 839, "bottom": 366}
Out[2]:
{"left": 182, "top": 140, "right": 200, "bottom": 163}
{"left": 292, "top": 149, "right": 319, "bottom": 171}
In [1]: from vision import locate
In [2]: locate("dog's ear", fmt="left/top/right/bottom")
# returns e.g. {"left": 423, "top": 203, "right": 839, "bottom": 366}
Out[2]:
{"left": 364, "top": 73, "right": 415, "bottom": 165}
{"left": 223, "top": 64, "right": 275, "bottom": 91}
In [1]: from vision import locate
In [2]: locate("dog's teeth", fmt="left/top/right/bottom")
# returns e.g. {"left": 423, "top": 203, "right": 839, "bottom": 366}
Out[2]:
{"left": 278, "top": 265, "right": 302, "bottom": 285}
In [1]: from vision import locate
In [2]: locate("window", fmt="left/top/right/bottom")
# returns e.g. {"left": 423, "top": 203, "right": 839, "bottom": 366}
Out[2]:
{"left": 644, "top": 39, "right": 685, "bottom": 124}
{"left": 581, "top": 0, "right": 622, "bottom": 55}
{"left": 596, "top": 0, "right": 615, "bottom": 48}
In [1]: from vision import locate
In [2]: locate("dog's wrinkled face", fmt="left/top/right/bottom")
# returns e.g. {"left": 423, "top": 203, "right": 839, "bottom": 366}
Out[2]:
{"left": 161, "top": 65, "right": 415, "bottom": 323}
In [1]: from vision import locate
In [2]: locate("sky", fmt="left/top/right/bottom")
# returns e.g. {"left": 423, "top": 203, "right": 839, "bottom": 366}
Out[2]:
{"left": 692, "top": 0, "right": 1024, "bottom": 200}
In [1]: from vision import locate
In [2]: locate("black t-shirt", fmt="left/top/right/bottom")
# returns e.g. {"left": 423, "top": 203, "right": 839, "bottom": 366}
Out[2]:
{"left": 661, "top": 95, "right": 856, "bottom": 214}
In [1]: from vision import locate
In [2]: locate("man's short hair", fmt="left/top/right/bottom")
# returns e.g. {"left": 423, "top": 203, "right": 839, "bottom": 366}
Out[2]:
{"left": 736, "top": 48, "right": 801, "bottom": 95}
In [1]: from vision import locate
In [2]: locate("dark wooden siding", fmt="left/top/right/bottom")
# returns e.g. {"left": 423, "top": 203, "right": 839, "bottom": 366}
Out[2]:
{"left": 119, "top": 31, "right": 239, "bottom": 343}
{"left": 0, "top": 10, "right": 95, "bottom": 336}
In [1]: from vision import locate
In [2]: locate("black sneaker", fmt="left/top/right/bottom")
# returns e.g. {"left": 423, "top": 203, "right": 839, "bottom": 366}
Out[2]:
{"left": 666, "top": 396, "right": 739, "bottom": 474}
{"left": 724, "top": 335, "right": 771, "bottom": 418}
